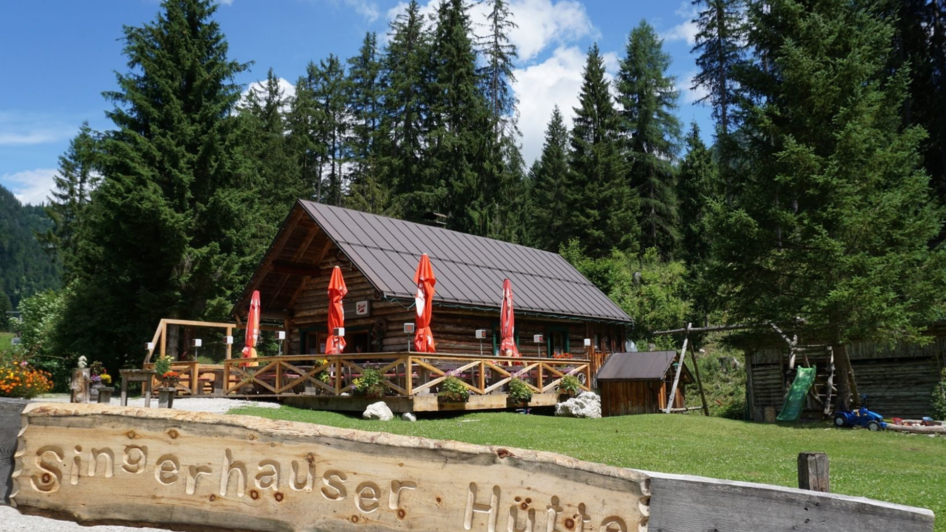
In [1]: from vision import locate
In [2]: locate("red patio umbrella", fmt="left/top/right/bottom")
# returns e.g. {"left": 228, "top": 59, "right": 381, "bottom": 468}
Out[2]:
{"left": 499, "top": 279, "right": 520, "bottom": 358}
{"left": 325, "top": 266, "right": 348, "bottom": 354}
{"left": 241, "top": 290, "right": 260, "bottom": 367}
{"left": 413, "top": 253, "right": 437, "bottom": 352}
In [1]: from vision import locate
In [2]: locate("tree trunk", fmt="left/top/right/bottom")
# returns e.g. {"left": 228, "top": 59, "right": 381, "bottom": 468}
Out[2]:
{"left": 832, "top": 342, "right": 859, "bottom": 411}
{"left": 167, "top": 323, "right": 180, "bottom": 359}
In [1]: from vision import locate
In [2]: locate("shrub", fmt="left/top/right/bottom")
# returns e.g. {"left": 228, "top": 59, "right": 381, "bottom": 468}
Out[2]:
{"left": 154, "top": 355, "right": 172, "bottom": 377}
{"left": 508, "top": 378, "right": 533, "bottom": 403}
{"left": 558, "top": 375, "right": 581, "bottom": 398}
{"left": 438, "top": 376, "right": 470, "bottom": 402}
{"left": 353, "top": 368, "right": 384, "bottom": 398}
{"left": 932, "top": 369, "right": 946, "bottom": 420}
{"left": 0, "top": 358, "right": 53, "bottom": 399}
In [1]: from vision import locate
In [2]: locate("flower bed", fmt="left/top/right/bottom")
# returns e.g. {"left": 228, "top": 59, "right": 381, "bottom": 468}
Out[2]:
{"left": 0, "top": 359, "right": 53, "bottom": 399}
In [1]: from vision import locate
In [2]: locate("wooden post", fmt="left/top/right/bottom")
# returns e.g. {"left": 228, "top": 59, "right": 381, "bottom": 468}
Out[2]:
{"left": 691, "top": 348, "right": 711, "bottom": 416}
{"left": 664, "top": 323, "right": 691, "bottom": 414}
{"left": 226, "top": 326, "right": 233, "bottom": 360}
{"left": 159, "top": 321, "right": 167, "bottom": 359}
{"left": 798, "top": 452, "right": 830, "bottom": 493}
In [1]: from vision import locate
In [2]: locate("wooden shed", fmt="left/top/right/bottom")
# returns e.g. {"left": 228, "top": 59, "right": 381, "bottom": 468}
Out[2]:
{"left": 234, "top": 200, "right": 633, "bottom": 357}
{"left": 597, "top": 352, "right": 693, "bottom": 416}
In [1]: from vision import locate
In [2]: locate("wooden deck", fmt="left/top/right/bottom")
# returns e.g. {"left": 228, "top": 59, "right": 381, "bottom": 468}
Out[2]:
{"left": 144, "top": 352, "right": 591, "bottom": 412}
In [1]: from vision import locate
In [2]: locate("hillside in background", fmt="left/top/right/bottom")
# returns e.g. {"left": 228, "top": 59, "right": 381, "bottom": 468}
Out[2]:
{"left": 0, "top": 184, "right": 61, "bottom": 308}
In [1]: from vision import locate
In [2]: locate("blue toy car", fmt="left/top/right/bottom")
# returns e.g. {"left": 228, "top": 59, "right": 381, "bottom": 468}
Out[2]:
{"left": 833, "top": 395, "right": 886, "bottom": 431}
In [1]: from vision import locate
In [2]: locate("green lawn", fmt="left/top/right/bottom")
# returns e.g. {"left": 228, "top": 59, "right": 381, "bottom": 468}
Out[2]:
{"left": 0, "top": 332, "right": 14, "bottom": 352}
{"left": 232, "top": 406, "right": 944, "bottom": 529}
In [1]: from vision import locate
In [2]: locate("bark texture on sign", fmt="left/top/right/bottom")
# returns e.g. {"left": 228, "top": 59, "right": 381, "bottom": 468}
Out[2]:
{"left": 11, "top": 403, "right": 650, "bottom": 532}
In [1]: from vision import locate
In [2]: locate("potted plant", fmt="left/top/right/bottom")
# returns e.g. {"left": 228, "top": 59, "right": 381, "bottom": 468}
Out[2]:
{"left": 154, "top": 355, "right": 179, "bottom": 408}
{"left": 507, "top": 377, "right": 533, "bottom": 406}
{"left": 96, "top": 371, "right": 115, "bottom": 403}
{"left": 438, "top": 376, "right": 471, "bottom": 403}
{"left": 557, "top": 375, "right": 581, "bottom": 401}
{"left": 352, "top": 368, "right": 385, "bottom": 400}
{"left": 89, "top": 361, "right": 107, "bottom": 401}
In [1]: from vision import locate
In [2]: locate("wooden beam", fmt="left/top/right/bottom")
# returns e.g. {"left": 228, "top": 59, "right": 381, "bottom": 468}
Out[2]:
{"left": 270, "top": 226, "right": 320, "bottom": 308}
{"left": 664, "top": 323, "right": 691, "bottom": 414}
{"left": 235, "top": 208, "right": 305, "bottom": 317}
{"left": 287, "top": 237, "right": 334, "bottom": 310}
{"left": 798, "top": 453, "right": 830, "bottom": 493}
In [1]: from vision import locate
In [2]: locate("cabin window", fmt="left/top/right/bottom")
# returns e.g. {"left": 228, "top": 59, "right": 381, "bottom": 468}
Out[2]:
{"left": 546, "top": 326, "right": 570, "bottom": 358}
{"left": 300, "top": 326, "right": 370, "bottom": 354}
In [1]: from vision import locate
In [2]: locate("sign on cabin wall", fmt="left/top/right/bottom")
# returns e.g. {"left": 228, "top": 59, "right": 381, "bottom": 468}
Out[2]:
{"left": 12, "top": 404, "right": 649, "bottom": 532}
{"left": 343, "top": 300, "right": 371, "bottom": 318}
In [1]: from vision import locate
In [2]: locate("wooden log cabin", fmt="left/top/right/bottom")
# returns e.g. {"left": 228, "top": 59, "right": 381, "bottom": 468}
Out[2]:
{"left": 233, "top": 200, "right": 633, "bottom": 359}
{"left": 596, "top": 352, "right": 693, "bottom": 416}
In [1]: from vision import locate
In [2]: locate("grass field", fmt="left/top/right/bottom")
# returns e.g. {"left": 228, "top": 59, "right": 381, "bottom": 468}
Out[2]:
{"left": 0, "top": 332, "right": 14, "bottom": 352}
{"left": 232, "top": 406, "right": 945, "bottom": 529}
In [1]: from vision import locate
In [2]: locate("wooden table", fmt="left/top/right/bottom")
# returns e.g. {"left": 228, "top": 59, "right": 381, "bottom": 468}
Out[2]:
{"left": 120, "top": 369, "right": 156, "bottom": 407}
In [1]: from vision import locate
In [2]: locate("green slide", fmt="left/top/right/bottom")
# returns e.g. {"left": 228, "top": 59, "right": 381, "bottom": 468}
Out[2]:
{"left": 776, "top": 366, "right": 817, "bottom": 422}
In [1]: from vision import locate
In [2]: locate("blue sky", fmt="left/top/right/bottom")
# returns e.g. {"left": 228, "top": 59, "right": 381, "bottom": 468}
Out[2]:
{"left": 0, "top": 0, "right": 711, "bottom": 206}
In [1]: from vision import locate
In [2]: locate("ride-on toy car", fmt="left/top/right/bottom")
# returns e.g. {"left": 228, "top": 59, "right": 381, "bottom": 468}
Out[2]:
{"left": 833, "top": 395, "right": 886, "bottom": 431}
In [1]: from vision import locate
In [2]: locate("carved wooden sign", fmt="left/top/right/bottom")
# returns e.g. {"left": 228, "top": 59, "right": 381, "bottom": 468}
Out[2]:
{"left": 11, "top": 404, "right": 650, "bottom": 532}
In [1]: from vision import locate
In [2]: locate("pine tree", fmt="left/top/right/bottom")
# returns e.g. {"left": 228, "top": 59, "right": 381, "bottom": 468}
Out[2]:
{"left": 39, "top": 122, "right": 101, "bottom": 278}
{"left": 345, "top": 32, "right": 386, "bottom": 213}
{"left": 425, "top": 0, "right": 491, "bottom": 234}
{"left": 691, "top": 0, "right": 745, "bottom": 137}
{"left": 569, "top": 44, "right": 639, "bottom": 258}
{"left": 712, "top": 0, "right": 946, "bottom": 410}
{"left": 380, "top": 0, "right": 431, "bottom": 217}
{"left": 65, "top": 0, "right": 256, "bottom": 369}
{"left": 0, "top": 288, "right": 10, "bottom": 331}
{"left": 286, "top": 65, "right": 323, "bottom": 202}
{"left": 616, "top": 21, "right": 682, "bottom": 259}
{"left": 531, "top": 107, "right": 572, "bottom": 251}
{"left": 240, "top": 68, "right": 301, "bottom": 226}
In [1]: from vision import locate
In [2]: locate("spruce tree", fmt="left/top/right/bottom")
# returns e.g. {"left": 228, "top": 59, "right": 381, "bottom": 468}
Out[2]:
{"left": 286, "top": 65, "right": 323, "bottom": 202}
{"left": 477, "top": 0, "right": 526, "bottom": 242}
{"left": 380, "top": 0, "right": 431, "bottom": 217}
{"left": 616, "top": 21, "right": 682, "bottom": 259}
{"left": 711, "top": 0, "right": 946, "bottom": 410}
{"left": 425, "top": 0, "right": 490, "bottom": 234}
{"left": 240, "top": 68, "right": 301, "bottom": 225}
{"left": 691, "top": 0, "right": 745, "bottom": 137}
{"left": 569, "top": 44, "right": 639, "bottom": 258}
{"left": 677, "top": 122, "right": 717, "bottom": 267}
{"left": 312, "top": 55, "right": 349, "bottom": 206}
{"left": 65, "top": 0, "right": 256, "bottom": 368}
{"left": 345, "top": 32, "right": 387, "bottom": 213}
{"left": 39, "top": 122, "right": 101, "bottom": 278}
{"left": 531, "top": 106, "right": 572, "bottom": 251}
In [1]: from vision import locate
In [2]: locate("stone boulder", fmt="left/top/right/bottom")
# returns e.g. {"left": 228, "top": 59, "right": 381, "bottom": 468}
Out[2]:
{"left": 363, "top": 401, "right": 394, "bottom": 421}
{"left": 402, "top": 412, "right": 417, "bottom": 422}
{"left": 555, "top": 391, "right": 602, "bottom": 419}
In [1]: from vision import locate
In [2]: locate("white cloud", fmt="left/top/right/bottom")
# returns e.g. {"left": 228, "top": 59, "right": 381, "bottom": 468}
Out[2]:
{"left": 680, "top": 70, "right": 708, "bottom": 104}
{"left": 661, "top": 1, "right": 698, "bottom": 45}
{"left": 1, "top": 168, "right": 57, "bottom": 206}
{"left": 344, "top": 0, "right": 379, "bottom": 22}
{"left": 512, "top": 46, "right": 586, "bottom": 164}
{"left": 384, "top": 0, "right": 596, "bottom": 63}
{"left": 239, "top": 77, "right": 297, "bottom": 111}
{"left": 218, "top": 0, "right": 233, "bottom": 5}
{"left": 0, "top": 111, "right": 77, "bottom": 146}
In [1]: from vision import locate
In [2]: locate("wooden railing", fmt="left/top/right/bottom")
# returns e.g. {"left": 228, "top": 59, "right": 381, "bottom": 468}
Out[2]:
{"left": 217, "top": 352, "right": 592, "bottom": 398}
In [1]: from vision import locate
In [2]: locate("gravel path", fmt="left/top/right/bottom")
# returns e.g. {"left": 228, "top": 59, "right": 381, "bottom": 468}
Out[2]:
{"left": 2, "top": 396, "right": 280, "bottom": 531}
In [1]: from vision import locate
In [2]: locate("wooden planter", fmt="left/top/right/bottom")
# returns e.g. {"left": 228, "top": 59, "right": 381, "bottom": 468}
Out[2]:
{"left": 157, "top": 387, "right": 177, "bottom": 409}
{"left": 96, "top": 387, "right": 115, "bottom": 404}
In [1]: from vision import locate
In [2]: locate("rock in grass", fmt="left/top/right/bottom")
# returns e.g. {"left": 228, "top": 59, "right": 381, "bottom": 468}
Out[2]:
{"left": 402, "top": 412, "right": 417, "bottom": 422}
{"left": 555, "top": 391, "right": 602, "bottom": 419}
{"left": 363, "top": 401, "right": 394, "bottom": 421}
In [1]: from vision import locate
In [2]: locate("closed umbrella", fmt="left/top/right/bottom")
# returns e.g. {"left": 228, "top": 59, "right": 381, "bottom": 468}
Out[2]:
{"left": 499, "top": 279, "right": 520, "bottom": 358}
{"left": 413, "top": 253, "right": 437, "bottom": 352}
{"left": 241, "top": 290, "right": 260, "bottom": 367}
{"left": 325, "top": 266, "right": 348, "bottom": 354}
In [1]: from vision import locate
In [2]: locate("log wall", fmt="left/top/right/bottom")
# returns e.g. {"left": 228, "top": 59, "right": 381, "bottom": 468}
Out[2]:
{"left": 600, "top": 380, "right": 684, "bottom": 416}
{"left": 747, "top": 337, "right": 944, "bottom": 419}
{"left": 287, "top": 241, "right": 627, "bottom": 357}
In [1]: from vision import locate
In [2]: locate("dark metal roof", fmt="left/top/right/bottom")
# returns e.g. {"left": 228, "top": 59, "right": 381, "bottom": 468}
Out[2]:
{"left": 597, "top": 352, "right": 679, "bottom": 381}
{"left": 300, "top": 201, "right": 632, "bottom": 323}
